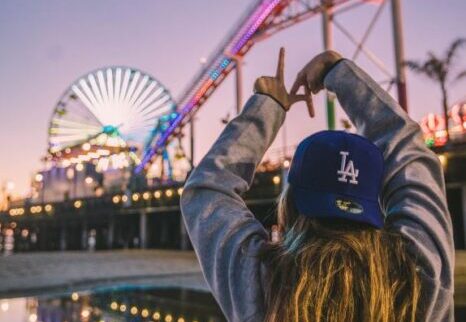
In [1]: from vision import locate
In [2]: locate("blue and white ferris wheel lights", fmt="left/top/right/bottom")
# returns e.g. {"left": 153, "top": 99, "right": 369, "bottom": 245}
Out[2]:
{"left": 49, "top": 67, "right": 177, "bottom": 154}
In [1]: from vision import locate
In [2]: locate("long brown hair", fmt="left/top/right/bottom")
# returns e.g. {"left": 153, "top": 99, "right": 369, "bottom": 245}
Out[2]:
{"left": 260, "top": 186, "right": 421, "bottom": 322}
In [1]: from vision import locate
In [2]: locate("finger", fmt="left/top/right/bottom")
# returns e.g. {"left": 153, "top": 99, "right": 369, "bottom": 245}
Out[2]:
{"left": 311, "top": 83, "right": 324, "bottom": 95}
{"left": 290, "top": 73, "right": 304, "bottom": 96}
{"left": 307, "top": 73, "right": 325, "bottom": 95}
{"left": 276, "top": 47, "right": 285, "bottom": 83}
{"left": 305, "top": 86, "right": 315, "bottom": 118}
{"left": 253, "top": 78, "right": 262, "bottom": 92}
{"left": 289, "top": 94, "right": 307, "bottom": 104}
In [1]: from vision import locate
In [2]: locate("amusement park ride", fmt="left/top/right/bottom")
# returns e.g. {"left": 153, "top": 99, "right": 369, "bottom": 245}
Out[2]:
{"left": 36, "top": 67, "right": 190, "bottom": 202}
{"left": 0, "top": 0, "right": 465, "bottom": 254}
{"left": 28, "top": 0, "right": 465, "bottom": 204}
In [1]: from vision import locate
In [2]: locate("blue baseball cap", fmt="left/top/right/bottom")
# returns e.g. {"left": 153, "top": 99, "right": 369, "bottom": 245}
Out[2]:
{"left": 288, "top": 130, "right": 385, "bottom": 228}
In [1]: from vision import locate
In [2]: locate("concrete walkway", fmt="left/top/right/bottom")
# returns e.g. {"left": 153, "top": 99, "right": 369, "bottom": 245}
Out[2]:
{"left": 0, "top": 250, "right": 207, "bottom": 299}
{"left": 1, "top": 249, "right": 466, "bottom": 305}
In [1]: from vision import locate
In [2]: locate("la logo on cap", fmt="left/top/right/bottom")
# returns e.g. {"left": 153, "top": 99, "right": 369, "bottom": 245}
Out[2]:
{"left": 337, "top": 151, "right": 359, "bottom": 184}
{"left": 287, "top": 130, "right": 384, "bottom": 228}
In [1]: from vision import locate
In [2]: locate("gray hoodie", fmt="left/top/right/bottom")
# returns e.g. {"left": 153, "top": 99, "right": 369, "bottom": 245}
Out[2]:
{"left": 180, "top": 59, "right": 454, "bottom": 321}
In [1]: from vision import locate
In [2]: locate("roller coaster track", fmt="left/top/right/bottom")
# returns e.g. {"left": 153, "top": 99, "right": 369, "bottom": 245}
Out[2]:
{"left": 136, "top": 0, "right": 369, "bottom": 173}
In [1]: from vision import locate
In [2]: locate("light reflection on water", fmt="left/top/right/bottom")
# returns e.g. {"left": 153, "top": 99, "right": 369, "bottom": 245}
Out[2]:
{"left": 0, "top": 298, "right": 33, "bottom": 322}
{"left": 0, "top": 288, "right": 225, "bottom": 322}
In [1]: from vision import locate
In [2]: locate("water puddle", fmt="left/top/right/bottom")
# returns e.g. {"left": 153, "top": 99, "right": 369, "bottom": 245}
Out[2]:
{"left": 0, "top": 287, "right": 225, "bottom": 322}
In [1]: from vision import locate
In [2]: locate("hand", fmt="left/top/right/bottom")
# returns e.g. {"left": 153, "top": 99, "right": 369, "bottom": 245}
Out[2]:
{"left": 290, "top": 50, "right": 343, "bottom": 102}
{"left": 254, "top": 47, "right": 312, "bottom": 115}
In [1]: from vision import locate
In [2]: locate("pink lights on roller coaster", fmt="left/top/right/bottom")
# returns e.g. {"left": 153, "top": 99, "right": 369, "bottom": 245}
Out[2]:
{"left": 136, "top": 0, "right": 284, "bottom": 172}
{"left": 231, "top": 0, "right": 282, "bottom": 53}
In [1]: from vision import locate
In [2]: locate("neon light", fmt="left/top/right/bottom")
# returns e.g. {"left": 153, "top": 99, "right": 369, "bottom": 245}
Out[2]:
{"left": 421, "top": 102, "right": 466, "bottom": 147}
{"left": 231, "top": 0, "right": 280, "bottom": 53}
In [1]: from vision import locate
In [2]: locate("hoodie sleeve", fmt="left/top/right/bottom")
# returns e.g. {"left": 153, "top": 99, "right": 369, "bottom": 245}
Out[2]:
{"left": 180, "top": 94, "right": 285, "bottom": 322}
{"left": 324, "top": 59, "right": 454, "bottom": 291}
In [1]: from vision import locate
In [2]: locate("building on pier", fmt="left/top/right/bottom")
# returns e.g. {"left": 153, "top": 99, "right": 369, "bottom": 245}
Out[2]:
{"left": 0, "top": 169, "right": 284, "bottom": 253}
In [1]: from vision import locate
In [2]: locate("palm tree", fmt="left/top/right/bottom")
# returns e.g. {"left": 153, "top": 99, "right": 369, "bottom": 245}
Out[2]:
{"left": 405, "top": 38, "right": 466, "bottom": 142}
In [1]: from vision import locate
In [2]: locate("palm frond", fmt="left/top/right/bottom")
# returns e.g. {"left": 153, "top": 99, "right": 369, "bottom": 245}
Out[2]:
{"left": 404, "top": 60, "right": 423, "bottom": 72}
{"left": 455, "top": 69, "right": 466, "bottom": 82}
{"left": 407, "top": 39, "right": 465, "bottom": 122}
{"left": 405, "top": 59, "right": 439, "bottom": 81}
{"left": 446, "top": 38, "right": 466, "bottom": 66}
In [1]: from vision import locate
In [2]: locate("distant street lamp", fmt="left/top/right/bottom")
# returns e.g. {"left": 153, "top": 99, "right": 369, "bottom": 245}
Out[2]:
{"left": 34, "top": 173, "right": 45, "bottom": 203}
{"left": 66, "top": 168, "right": 75, "bottom": 180}
{"left": 84, "top": 176, "right": 94, "bottom": 185}
{"left": 6, "top": 181, "right": 15, "bottom": 191}
{"left": 34, "top": 173, "right": 43, "bottom": 183}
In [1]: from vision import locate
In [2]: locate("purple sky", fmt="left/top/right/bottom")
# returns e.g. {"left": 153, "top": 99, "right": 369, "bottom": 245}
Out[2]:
{"left": 0, "top": 0, "right": 465, "bottom": 195}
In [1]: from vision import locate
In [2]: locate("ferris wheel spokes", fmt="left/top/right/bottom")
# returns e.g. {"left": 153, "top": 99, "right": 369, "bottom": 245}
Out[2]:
{"left": 48, "top": 66, "right": 178, "bottom": 166}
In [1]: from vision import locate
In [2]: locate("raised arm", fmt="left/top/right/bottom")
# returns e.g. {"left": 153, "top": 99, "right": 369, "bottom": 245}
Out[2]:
{"left": 180, "top": 94, "right": 283, "bottom": 321}
{"left": 323, "top": 59, "right": 454, "bottom": 291}
{"left": 180, "top": 48, "right": 305, "bottom": 321}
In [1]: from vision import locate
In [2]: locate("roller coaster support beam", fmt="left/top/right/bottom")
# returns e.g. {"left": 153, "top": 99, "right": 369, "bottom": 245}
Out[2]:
{"left": 225, "top": 53, "right": 244, "bottom": 115}
{"left": 234, "top": 56, "right": 244, "bottom": 115}
{"left": 391, "top": 0, "right": 408, "bottom": 112}
{"left": 322, "top": 0, "right": 335, "bottom": 129}
{"left": 190, "top": 118, "right": 195, "bottom": 168}
{"left": 137, "top": 0, "right": 407, "bottom": 173}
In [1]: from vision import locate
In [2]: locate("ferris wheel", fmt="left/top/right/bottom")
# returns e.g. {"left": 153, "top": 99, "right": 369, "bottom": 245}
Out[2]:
{"left": 48, "top": 66, "right": 177, "bottom": 155}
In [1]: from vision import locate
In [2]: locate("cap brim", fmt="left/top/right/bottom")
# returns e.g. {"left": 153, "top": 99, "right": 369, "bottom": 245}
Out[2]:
{"left": 292, "top": 186, "right": 384, "bottom": 228}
